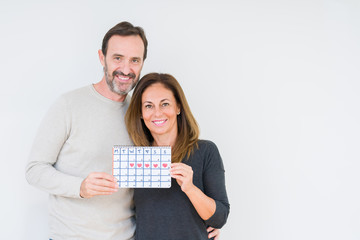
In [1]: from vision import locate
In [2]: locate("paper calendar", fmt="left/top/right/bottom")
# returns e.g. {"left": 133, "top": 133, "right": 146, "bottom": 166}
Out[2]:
{"left": 112, "top": 146, "right": 171, "bottom": 188}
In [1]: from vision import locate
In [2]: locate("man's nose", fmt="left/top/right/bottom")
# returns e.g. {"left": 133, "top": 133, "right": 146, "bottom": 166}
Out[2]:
{"left": 119, "top": 61, "right": 131, "bottom": 75}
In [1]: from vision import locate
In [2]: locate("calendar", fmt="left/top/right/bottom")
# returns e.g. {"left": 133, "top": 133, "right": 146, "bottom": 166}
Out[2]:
{"left": 112, "top": 146, "right": 171, "bottom": 188}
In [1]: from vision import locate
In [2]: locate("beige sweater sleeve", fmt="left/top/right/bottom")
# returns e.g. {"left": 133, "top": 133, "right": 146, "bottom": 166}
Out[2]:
{"left": 25, "top": 95, "right": 83, "bottom": 198}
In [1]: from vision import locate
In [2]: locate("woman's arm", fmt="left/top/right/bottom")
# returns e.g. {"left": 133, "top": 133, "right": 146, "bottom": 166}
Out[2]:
{"left": 170, "top": 162, "right": 216, "bottom": 220}
{"left": 171, "top": 140, "right": 230, "bottom": 228}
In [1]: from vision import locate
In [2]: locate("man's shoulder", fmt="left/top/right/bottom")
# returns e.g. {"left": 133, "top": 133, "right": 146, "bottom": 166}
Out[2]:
{"left": 61, "top": 85, "right": 93, "bottom": 99}
{"left": 51, "top": 85, "right": 94, "bottom": 109}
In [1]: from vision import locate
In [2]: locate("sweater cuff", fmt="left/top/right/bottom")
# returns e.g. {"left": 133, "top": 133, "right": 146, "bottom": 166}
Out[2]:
{"left": 68, "top": 176, "right": 84, "bottom": 199}
{"left": 204, "top": 200, "right": 229, "bottom": 228}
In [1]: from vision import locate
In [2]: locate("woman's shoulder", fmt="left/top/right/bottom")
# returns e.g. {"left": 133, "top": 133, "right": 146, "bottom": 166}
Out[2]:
{"left": 196, "top": 139, "right": 219, "bottom": 153}
{"left": 194, "top": 139, "right": 224, "bottom": 169}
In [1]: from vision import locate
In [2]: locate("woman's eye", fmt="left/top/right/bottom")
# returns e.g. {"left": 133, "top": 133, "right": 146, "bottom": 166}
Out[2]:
{"left": 145, "top": 105, "right": 152, "bottom": 109}
{"left": 162, "top": 103, "right": 169, "bottom": 107}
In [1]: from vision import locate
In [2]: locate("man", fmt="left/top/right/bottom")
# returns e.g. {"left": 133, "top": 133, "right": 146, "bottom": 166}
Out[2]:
{"left": 26, "top": 21, "right": 220, "bottom": 239}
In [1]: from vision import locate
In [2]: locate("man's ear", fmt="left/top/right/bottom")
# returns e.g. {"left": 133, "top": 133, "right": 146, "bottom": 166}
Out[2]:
{"left": 98, "top": 49, "right": 105, "bottom": 67}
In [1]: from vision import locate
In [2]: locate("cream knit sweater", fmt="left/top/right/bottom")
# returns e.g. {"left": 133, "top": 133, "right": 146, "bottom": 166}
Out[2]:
{"left": 26, "top": 85, "right": 135, "bottom": 240}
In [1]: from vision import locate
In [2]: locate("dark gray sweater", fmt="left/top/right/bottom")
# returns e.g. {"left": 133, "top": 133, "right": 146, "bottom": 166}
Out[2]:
{"left": 134, "top": 140, "right": 230, "bottom": 240}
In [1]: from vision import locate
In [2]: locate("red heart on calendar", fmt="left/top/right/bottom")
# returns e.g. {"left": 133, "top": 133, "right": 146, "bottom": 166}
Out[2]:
{"left": 162, "top": 163, "right": 168, "bottom": 168}
{"left": 153, "top": 164, "right": 158, "bottom": 168}
{"left": 130, "top": 163, "right": 134, "bottom": 167}
{"left": 145, "top": 164, "right": 150, "bottom": 168}
{"left": 137, "top": 163, "right": 142, "bottom": 168}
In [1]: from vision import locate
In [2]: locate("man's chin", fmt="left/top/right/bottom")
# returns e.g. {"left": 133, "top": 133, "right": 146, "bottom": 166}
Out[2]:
{"left": 120, "top": 83, "right": 136, "bottom": 93}
{"left": 112, "top": 86, "right": 134, "bottom": 96}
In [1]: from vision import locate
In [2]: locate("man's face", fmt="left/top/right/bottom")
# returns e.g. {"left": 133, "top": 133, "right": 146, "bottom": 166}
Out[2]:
{"left": 100, "top": 35, "right": 145, "bottom": 96}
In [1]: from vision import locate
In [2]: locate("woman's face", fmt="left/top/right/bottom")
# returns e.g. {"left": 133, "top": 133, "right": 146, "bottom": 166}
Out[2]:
{"left": 141, "top": 83, "right": 180, "bottom": 142}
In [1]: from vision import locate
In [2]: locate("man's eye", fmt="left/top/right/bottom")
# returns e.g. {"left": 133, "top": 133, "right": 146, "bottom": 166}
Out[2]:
{"left": 132, "top": 59, "right": 140, "bottom": 63}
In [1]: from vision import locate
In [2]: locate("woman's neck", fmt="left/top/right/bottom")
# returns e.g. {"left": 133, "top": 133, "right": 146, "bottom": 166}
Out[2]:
{"left": 152, "top": 133, "right": 177, "bottom": 147}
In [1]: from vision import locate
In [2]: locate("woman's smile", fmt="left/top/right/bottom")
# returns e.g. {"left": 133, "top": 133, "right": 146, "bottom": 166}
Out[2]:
{"left": 152, "top": 119, "right": 168, "bottom": 126}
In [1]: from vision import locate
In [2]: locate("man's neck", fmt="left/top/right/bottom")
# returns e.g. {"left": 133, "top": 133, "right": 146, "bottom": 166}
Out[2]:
{"left": 93, "top": 77, "right": 127, "bottom": 102}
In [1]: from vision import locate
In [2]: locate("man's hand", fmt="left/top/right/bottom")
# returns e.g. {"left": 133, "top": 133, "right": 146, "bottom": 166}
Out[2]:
{"left": 80, "top": 172, "right": 119, "bottom": 198}
{"left": 207, "top": 227, "right": 220, "bottom": 240}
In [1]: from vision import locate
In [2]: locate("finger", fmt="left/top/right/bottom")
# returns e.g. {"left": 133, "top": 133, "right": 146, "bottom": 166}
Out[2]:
{"left": 170, "top": 169, "right": 186, "bottom": 176}
{"left": 84, "top": 189, "right": 115, "bottom": 198}
{"left": 208, "top": 231, "right": 216, "bottom": 239}
{"left": 171, "top": 163, "right": 192, "bottom": 171}
{"left": 208, "top": 228, "right": 220, "bottom": 239}
{"left": 170, "top": 163, "right": 190, "bottom": 171}
{"left": 90, "top": 172, "right": 118, "bottom": 182}
{"left": 82, "top": 181, "right": 118, "bottom": 197}
{"left": 207, "top": 227, "right": 214, "bottom": 232}
{"left": 82, "top": 177, "right": 118, "bottom": 194}
{"left": 80, "top": 177, "right": 117, "bottom": 198}
{"left": 86, "top": 173, "right": 119, "bottom": 189}
{"left": 86, "top": 187, "right": 115, "bottom": 196}
{"left": 170, "top": 164, "right": 192, "bottom": 172}
{"left": 170, "top": 174, "right": 185, "bottom": 181}
{"left": 170, "top": 163, "right": 181, "bottom": 167}
{"left": 170, "top": 170, "right": 191, "bottom": 180}
{"left": 90, "top": 177, "right": 119, "bottom": 189}
{"left": 88, "top": 183, "right": 118, "bottom": 193}
{"left": 170, "top": 169, "right": 193, "bottom": 178}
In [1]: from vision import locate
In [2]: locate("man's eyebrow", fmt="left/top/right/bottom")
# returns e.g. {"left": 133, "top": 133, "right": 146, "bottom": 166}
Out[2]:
{"left": 131, "top": 56, "right": 142, "bottom": 61}
{"left": 112, "top": 53, "right": 124, "bottom": 57}
{"left": 111, "top": 54, "right": 142, "bottom": 61}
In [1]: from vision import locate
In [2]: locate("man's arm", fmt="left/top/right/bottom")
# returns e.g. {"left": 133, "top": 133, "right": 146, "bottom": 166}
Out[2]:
{"left": 26, "top": 95, "right": 120, "bottom": 199}
{"left": 25, "top": 96, "right": 85, "bottom": 198}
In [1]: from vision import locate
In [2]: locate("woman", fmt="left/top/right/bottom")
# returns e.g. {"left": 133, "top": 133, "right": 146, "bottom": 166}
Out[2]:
{"left": 125, "top": 73, "right": 229, "bottom": 239}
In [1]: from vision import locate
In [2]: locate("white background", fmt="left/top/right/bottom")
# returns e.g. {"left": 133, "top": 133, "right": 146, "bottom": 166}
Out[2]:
{"left": 1, "top": 0, "right": 360, "bottom": 239}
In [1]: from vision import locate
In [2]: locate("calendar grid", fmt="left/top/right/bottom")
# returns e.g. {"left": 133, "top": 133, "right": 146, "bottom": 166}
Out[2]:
{"left": 113, "top": 146, "right": 171, "bottom": 188}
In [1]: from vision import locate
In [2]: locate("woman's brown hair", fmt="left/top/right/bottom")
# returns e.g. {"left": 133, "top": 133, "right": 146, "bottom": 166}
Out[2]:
{"left": 125, "top": 73, "right": 199, "bottom": 163}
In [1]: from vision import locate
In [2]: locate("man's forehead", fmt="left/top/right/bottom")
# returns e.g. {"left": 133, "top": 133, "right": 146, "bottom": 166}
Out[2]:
{"left": 107, "top": 35, "right": 144, "bottom": 57}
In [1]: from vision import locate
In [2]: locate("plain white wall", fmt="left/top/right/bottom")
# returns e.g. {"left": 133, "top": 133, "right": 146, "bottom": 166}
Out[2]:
{"left": 1, "top": 0, "right": 359, "bottom": 239}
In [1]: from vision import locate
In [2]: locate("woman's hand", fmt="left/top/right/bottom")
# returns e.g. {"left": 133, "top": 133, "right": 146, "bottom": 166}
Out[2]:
{"left": 170, "top": 163, "right": 195, "bottom": 193}
{"left": 171, "top": 162, "right": 216, "bottom": 221}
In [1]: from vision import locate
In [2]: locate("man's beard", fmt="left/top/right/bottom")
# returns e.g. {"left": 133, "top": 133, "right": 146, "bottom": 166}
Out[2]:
{"left": 104, "top": 63, "right": 138, "bottom": 96}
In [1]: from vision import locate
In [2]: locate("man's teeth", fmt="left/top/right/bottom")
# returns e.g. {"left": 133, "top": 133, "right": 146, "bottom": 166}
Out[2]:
{"left": 117, "top": 75, "right": 130, "bottom": 80}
